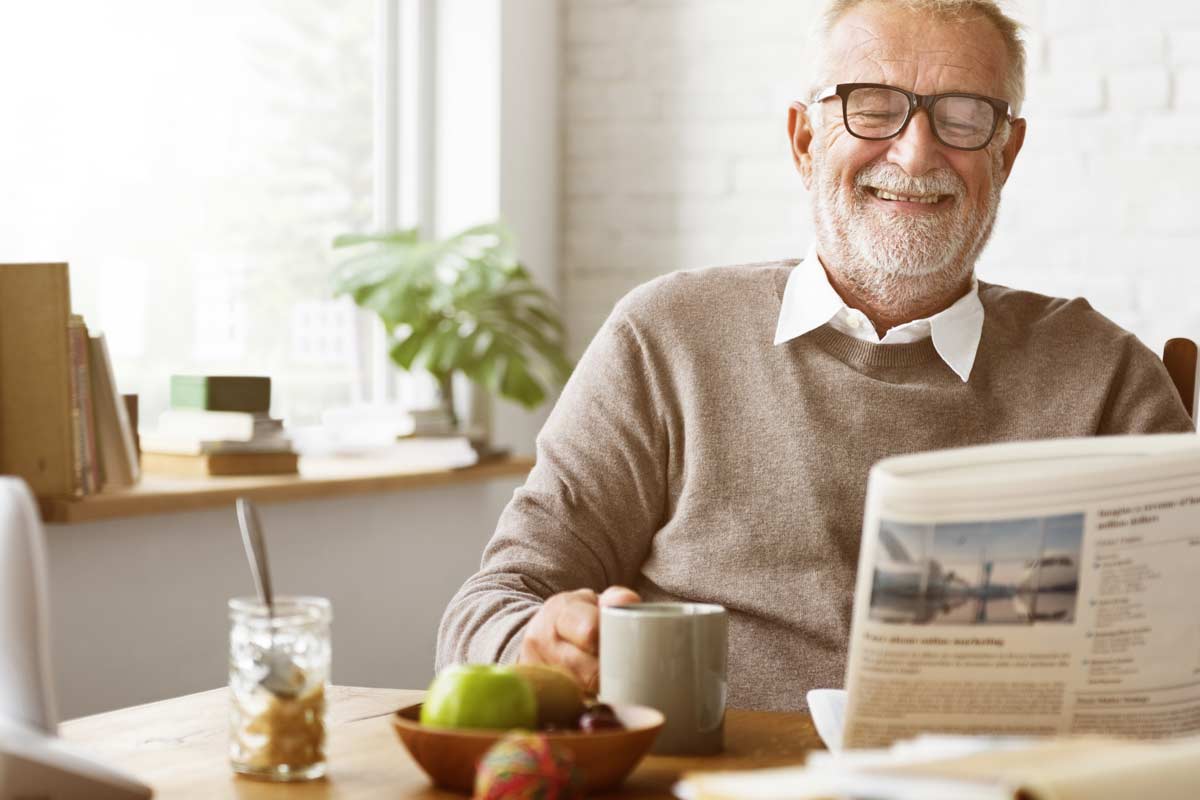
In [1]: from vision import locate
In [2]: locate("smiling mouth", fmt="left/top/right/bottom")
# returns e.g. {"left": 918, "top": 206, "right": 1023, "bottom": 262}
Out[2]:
{"left": 869, "top": 187, "right": 952, "bottom": 205}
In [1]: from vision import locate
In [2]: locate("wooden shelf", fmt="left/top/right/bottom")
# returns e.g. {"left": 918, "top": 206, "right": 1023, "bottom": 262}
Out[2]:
{"left": 41, "top": 454, "right": 534, "bottom": 525}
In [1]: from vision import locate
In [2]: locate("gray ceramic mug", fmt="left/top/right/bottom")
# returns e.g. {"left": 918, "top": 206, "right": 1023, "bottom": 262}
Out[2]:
{"left": 598, "top": 602, "right": 728, "bottom": 755}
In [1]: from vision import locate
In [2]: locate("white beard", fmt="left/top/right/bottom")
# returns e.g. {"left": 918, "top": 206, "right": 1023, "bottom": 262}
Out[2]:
{"left": 810, "top": 139, "right": 1006, "bottom": 315}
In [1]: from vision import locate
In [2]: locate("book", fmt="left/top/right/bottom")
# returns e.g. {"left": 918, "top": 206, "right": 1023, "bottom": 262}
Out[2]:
{"left": 66, "top": 315, "right": 99, "bottom": 495}
{"left": 154, "top": 409, "right": 283, "bottom": 443}
{"left": 87, "top": 334, "right": 140, "bottom": 489}
{"left": 139, "top": 432, "right": 294, "bottom": 457}
{"left": 319, "top": 403, "right": 457, "bottom": 440}
{"left": 169, "top": 375, "right": 271, "bottom": 414}
{"left": 121, "top": 394, "right": 140, "bottom": 458}
{"left": 140, "top": 451, "right": 299, "bottom": 478}
{"left": 406, "top": 406, "right": 457, "bottom": 436}
{"left": 288, "top": 423, "right": 483, "bottom": 466}
{"left": 0, "top": 263, "right": 76, "bottom": 500}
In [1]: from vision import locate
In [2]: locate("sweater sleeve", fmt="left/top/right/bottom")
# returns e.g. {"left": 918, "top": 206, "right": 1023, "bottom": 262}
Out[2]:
{"left": 435, "top": 313, "right": 669, "bottom": 671}
{"left": 1097, "top": 335, "right": 1194, "bottom": 435}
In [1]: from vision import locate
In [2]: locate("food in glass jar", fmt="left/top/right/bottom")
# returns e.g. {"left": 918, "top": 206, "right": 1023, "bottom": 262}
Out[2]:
{"left": 232, "top": 680, "right": 326, "bottom": 774}
{"left": 228, "top": 596, "right": 331, "bottom": 781}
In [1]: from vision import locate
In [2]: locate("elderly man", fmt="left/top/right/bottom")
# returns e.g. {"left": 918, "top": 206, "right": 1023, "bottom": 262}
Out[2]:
{"left": 436, "top": 0, "right": 1193, "bottom": 711}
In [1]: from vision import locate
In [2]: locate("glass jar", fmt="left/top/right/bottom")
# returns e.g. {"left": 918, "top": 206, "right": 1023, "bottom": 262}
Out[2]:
{"left": 228, "top": 596, "right": 331, "bottom": 781}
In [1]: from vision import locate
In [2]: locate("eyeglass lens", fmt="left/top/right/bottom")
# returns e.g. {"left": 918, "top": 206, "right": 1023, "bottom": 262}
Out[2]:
{"left": 844, "top": 86, "right": 997, "bottom": 149}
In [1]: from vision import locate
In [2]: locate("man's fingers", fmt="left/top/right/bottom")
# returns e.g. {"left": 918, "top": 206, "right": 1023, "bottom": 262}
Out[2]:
{"left": 541, "top": 638, "right": 600, "bottom": 694}
{"left": 598, "top": 586, "right": 641, "bottom": 607}
{"left": 553, "top": 596, "right": 601, "bottom": 653}
{"left": 518, "top": 602, "right": 558, "bottom": 661}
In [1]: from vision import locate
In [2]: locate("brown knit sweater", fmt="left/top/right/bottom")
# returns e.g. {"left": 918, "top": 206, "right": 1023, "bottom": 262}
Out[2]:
{"left": 436, "top": 261, "right": 1193, "bottom": 711}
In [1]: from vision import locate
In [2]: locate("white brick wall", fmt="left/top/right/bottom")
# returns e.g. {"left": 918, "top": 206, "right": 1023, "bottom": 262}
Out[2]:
{"left": 560, "top": 0, "right": 1200, "bottom": 359}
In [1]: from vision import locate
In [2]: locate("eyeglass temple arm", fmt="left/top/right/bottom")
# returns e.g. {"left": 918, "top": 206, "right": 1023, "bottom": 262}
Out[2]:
{"left": 810, "top": 86, "right": 839, "bottom": 104}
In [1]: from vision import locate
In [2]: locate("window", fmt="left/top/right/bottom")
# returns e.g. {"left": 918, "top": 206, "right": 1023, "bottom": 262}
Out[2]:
{"left": 1, "top": 1, "right": 388, "bottom": 425}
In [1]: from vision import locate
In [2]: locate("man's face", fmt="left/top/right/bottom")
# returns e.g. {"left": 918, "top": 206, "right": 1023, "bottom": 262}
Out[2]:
{"left": 789, "top": 2, "right": 1026, "bottom": 303}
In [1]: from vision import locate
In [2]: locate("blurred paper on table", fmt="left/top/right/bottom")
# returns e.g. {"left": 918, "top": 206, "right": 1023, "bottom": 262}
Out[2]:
{"left": 675, "top": 733, "right": 1200, "bottom": 800}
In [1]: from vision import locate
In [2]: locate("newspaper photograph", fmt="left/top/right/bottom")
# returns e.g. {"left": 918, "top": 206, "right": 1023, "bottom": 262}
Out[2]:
{"left": 867, "top": 512, "right": 1085, "bottom": 627}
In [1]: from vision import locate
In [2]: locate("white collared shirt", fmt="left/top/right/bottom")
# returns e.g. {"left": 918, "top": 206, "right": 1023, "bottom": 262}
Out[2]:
{"left": 773, "top": 244, "right": 984, "bottom": 382}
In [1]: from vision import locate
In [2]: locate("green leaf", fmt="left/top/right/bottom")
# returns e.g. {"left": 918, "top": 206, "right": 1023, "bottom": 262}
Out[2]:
{"left": 389, "top": 330, "right": 426, "bottom": 370}
{"left": 500, "top": 357, "right": 546, "bottom": 409}
{"left": 525, "top": 305, "right": 565, "bottom": 336}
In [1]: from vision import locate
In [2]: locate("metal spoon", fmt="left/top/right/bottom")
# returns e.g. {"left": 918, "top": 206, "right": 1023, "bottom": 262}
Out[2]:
{"left": 236, "top": 497, "right": 305, "bottom": 698}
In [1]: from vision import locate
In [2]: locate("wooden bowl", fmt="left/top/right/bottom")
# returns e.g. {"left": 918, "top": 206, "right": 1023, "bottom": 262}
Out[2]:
{"left": 391, "top": 702, "right": 664, "bottom": 793}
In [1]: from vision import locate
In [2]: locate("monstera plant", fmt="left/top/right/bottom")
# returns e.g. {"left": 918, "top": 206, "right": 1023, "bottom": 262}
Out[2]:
{"left": 331, "top": 223, "right": 572, "bottom": 421}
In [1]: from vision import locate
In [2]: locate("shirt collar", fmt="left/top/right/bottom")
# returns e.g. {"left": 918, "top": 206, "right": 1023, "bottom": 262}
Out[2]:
{"left": 773, "top": 244, "right": 984, "bottom": 382}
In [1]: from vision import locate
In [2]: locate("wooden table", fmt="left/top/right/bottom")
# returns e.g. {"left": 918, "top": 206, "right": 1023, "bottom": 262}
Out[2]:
{"left": 61, "top": 686, "right": 824, "bottom": 799}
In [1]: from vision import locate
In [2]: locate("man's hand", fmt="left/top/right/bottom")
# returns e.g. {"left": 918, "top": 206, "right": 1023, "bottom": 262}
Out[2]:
{"left": 518, "top": 586, "right": 640, "bottom": 693}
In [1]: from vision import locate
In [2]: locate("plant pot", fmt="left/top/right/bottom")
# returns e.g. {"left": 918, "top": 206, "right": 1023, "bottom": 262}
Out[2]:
{"left": 438, "top": 373, "right": 493, "bottom": 450}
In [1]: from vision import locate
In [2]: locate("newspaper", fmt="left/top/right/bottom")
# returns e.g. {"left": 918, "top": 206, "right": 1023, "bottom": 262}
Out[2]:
{"left": 842, "top": 433, "right": 1200, "bottom": 749}
{"left": 674, "top": 433, "right": 1200, "bottom": 800}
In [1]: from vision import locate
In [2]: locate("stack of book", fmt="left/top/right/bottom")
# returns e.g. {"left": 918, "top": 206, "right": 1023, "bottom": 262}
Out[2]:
{"left": 406, "top": 406, "right": 457, "bottom": 437}
{"left": 140, "top": 376, "right": 298, "bottom": 477}
{"left": 0, "top": 263, "right": 140, "bottom": 501}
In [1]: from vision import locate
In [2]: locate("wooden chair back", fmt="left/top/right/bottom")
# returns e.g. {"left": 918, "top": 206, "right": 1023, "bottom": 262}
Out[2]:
{"left": 1163, "top": 338, "right": 1198, "bottom": 419}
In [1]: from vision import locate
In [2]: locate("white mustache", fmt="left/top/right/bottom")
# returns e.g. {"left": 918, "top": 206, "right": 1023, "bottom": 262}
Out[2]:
{"left": 855, "top": 164, "right": 965, "bottom": 198}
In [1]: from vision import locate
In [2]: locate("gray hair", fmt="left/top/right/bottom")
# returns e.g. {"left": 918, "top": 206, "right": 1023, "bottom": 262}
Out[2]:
{"left": 810, "top": 0, "right": 1027, "bottom": 115}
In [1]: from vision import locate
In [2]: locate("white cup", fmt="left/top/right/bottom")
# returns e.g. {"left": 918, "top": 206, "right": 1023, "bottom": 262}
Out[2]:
{"left": 599, "top": 602, "right": 727, "bottom": 755}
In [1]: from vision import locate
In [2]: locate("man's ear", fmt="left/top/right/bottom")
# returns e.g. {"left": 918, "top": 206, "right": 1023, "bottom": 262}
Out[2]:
{"left": 999, "top": 117, "right": 1026, "bottom": 184}
{"left": 788, "top": 101, "right": 816, "bottom": 189}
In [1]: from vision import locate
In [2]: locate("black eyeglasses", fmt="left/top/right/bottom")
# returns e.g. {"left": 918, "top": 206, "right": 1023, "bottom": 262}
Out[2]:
{"left": 811, "top": 83, "right": 1014, "bottom": 151}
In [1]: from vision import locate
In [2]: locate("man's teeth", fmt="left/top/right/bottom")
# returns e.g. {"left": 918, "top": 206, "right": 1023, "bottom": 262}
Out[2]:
{"left": 874, "top": 189, "right": 941, "bottom": 204}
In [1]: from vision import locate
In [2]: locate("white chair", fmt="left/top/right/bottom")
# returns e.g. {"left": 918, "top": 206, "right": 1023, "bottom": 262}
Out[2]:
{"left": 0, "top": 477, "right": 57, "bottom": 735}
{"left": 0, "top": 477, "right": 152, "bottom": 799}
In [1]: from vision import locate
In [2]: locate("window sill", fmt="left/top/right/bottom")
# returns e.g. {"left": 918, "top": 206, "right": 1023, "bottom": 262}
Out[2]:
{"left": 42, "top": 454, "right": 534, "bottom": 525}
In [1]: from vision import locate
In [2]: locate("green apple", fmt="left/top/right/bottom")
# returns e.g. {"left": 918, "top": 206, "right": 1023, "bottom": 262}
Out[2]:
{"left": 420, "top": 664, "right": 538, "bottom": 730}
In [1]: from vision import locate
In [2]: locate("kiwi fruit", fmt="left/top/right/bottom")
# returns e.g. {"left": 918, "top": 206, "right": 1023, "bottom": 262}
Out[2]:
{"left": 510, "top": 664, "right": 586, "bottom": 729}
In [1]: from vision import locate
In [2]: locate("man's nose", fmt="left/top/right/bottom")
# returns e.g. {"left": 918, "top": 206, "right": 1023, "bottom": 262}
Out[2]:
{"left": 886, "top": 109, "right": 944, "bottom": 177}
